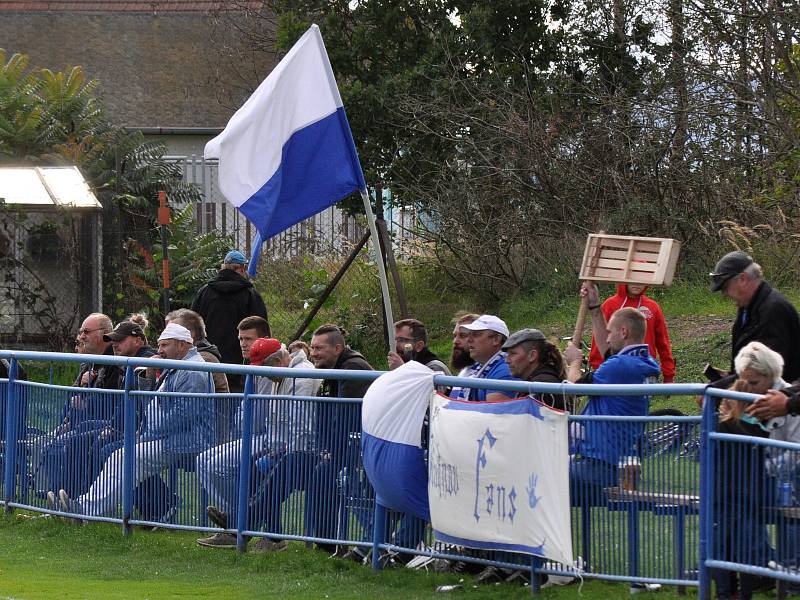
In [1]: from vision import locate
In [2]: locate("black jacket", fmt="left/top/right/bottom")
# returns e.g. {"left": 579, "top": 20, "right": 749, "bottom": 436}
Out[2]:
{"left": 521, "top": 365, "right": 571, "bottom": 412}
{"left": 191, "top": 268, "right": 269, "bottom": 367}
{"left": 730, "top": 281, "right": 800, "bottom": 382}
{"left": 68, "top": 346, "right": 124, "bottom": 429}
{"left": 318, "top": 347, "right": 373, "bottom": 399}
{"left": 316, "top": 347, "right": 373, "bottom": 459}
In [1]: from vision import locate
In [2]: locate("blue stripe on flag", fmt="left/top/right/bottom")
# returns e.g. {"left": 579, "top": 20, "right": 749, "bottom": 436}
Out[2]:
{"left": 239, "top": 107, "right": 364, "bottom": 239}
{"left": 443, "top": 397, "right": 546, "bottom": 420}
{"left": 433, "top": 529, "right": 546, "bottom": 556}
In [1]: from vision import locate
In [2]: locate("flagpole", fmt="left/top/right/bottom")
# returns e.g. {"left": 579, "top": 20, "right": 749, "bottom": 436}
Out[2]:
{"left": 360, "top": 188, "right": 396, "bottom": 351}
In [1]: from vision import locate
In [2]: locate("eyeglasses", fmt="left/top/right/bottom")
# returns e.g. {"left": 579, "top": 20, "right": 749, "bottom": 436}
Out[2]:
{"left": 395, "top": 336, "right": 417, "bottom": 344}
{"left": 78, "top": 327, "right": 106, "bottom": 336}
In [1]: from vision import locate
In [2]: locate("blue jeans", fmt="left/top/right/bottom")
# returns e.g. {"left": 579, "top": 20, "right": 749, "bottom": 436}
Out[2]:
{"left": 34, "top": 421, "right": 117, "bottom": 496}
{"left": 569, "top": 457, "right": 618, "bottom": 507}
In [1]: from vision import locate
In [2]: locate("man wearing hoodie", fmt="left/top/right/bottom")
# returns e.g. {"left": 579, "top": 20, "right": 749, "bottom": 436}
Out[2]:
{"left": 588, "top": 283, "right": 675, "bottom": 383}
{"left": 191, "top": 250, "right": 269, "bottom": 392}
{"left": 564, "top": 300, "right": 661, "bottom": 508}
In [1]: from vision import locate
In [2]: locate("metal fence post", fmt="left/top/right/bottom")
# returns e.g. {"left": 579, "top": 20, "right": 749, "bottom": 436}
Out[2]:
{"left": 236, "top": 374, "right": 255, "bottom": 553}
{"left": 698, "top": 390, "right": 716, "bottom": 600}
{"left": 3, "top": 357, "right": 19, "bottom": 512}
{"left": 371, "top": 503, "right": 387, "bottom": 571}
{"left": 122, "top": 366, "right": 136, "bottom": 535}
{"left": 530, "top": 556, "right": 542, "bottom": 595}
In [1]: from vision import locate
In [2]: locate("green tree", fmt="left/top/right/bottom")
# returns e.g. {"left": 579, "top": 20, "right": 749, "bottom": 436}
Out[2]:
{"left": 0, "top": 50, "right": 218, "bottom": 338}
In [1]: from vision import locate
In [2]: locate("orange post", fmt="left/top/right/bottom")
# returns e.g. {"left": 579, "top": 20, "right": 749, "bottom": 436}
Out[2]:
{"left": 158, "top": 191, "right": 171, "bottom": 316}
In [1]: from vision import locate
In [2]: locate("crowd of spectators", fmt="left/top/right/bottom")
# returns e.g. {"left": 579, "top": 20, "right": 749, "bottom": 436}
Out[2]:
{"left": 3, "top": 247, "right": 800, "bottom": 597}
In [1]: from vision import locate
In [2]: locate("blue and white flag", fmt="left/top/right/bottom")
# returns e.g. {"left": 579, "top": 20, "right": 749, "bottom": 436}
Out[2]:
{"left": 429, "top": 395, "right": 573, "bottom": 565}
{"left": 361, "top": 361, "right": 435, "bottom": 522}
{"left": 205, "top": 24, "right": 366, "bottom": 272}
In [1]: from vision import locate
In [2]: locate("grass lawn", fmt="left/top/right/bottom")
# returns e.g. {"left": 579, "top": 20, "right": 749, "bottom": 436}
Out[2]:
{"left": 0, "top": 512, "right": 697, "bottom": 600}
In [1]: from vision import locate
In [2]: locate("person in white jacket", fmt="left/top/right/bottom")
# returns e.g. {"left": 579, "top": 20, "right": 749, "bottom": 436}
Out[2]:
{"left": 196, "top": 338, "right": 321, "bottom": 551}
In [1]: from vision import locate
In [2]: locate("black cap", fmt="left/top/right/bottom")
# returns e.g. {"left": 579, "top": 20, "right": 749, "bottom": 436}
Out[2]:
{"left": 502, "top": 328, "right": 546, "bottom": 350}
{"left": 103, "top": 321, "right": 146, "bottom": 342}
{"left": 709, "top": 251, "right": 754, "bottom": 292}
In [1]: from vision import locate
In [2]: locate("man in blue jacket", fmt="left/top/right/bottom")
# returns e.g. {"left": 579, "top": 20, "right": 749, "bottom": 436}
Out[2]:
{"left": 564, "top": 302, "right": 660, "bottom": 506}
{"left": 57, "top": 323, "right": 214, "bottom": 518}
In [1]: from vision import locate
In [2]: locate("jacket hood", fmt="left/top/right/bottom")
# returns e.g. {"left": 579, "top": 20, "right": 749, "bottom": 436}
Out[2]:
{"left": 618, "top": 344, "right": 661, "bottom": 378}
{"left": 195, "top": 338, "right": 222, "bottom": 361}
{"left": 615, "top": 283, "right": 649, "bottom": 300}
{"left": 207, "top": 268, "right": 254, "bottom": 295}
{"left": 289, "top": 349, "right": 314, "bottom": 369}
{"left": 335, "top": 346, "right": 368, "bottom": 368}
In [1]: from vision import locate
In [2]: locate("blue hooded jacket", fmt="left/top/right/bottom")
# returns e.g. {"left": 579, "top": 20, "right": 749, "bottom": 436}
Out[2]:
{"left": 140, "top": 347, "right": 215, "bottom": 454}
{"left": 577, "top": 344, "right": 661, "bottom": 466}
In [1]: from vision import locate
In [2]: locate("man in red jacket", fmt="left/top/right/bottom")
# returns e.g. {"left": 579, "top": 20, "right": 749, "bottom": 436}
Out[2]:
{"left": 587, "top": 284, "right": 676, "bottom": 383}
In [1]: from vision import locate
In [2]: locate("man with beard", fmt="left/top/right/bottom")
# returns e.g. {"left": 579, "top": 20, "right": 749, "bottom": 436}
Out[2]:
{"left": 387, "top": 318, "right": 450, "bottom": 375}
{"left": 449, "top": 313, "right": 479, "bottom": 374}
{"left": 503, "top": 328, "right": 571, "bottom": 411}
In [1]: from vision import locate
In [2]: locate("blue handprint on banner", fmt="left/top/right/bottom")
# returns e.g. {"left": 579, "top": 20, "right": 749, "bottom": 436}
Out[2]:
{"left": 526, "top": 473, "right": 542, "bottom": 509}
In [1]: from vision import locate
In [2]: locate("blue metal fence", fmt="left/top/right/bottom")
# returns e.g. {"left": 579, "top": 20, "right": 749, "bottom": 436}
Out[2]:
{"left": 1, "top": 350, "right": 799, "bottom": 599}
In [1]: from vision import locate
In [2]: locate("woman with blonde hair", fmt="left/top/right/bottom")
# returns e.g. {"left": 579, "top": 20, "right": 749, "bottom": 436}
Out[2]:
{"left": 713, "top": 341, "right": 783, "bottom": 600}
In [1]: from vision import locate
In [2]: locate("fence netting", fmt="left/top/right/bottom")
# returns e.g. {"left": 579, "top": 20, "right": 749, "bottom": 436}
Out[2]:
{"left": 2, "top": 354, "right": 800, "bottom": 599}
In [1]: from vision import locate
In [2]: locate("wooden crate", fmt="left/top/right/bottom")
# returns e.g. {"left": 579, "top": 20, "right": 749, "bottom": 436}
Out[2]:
{"left": 579, "top": 234, "right": 681, "bottom": 286}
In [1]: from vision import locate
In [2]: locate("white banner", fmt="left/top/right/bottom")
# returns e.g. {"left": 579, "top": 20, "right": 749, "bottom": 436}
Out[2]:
{"left": 429, "top": 394, "right": 573, "bottom": 565}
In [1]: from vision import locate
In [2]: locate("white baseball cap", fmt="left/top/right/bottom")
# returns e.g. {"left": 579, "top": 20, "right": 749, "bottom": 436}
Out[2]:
{"left": 461, "top": 314, "right": 509, "bottom": 338}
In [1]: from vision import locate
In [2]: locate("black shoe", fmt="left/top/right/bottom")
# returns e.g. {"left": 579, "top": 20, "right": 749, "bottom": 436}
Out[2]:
{"left": 751, "top": 575, "right": 776, "bottom": 594}
{"left": 378, "top": 550, "right": 414, "bottom": 569}
{"left": 315, "top": 542, "right": 338, "bottom": 555}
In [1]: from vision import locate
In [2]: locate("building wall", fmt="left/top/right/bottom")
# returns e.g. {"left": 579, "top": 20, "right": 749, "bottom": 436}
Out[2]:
{"left": 0, "top": 10, "right": 274, "bottom": 129}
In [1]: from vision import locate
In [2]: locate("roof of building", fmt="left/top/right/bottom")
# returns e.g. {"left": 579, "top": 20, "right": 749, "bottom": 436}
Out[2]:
{"left": 0, "top": 167, "right": 102, "bottom": 209}
{"left": 0, "top": 1, "right": 260, "bottom": 11}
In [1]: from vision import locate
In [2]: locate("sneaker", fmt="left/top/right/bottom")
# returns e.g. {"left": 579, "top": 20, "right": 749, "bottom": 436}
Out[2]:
{"left": 505, "top": 569, "right": 531, "bottom": 585}
{"left": 206, "top": 505, "right": 228, "bottom": 529}
{"left": 630, "top": 583, "right": 662, "bottom": 594}
{"left": 196, "top": 532, "right": 238, "bottom": 549}
{"left": 159, "top": 500, "right": 182, "bottom": 524}
{"left": 251, "top": 538, "right": 288, "bottom": 553}
{"left": 431, "top": 558, "right": 465, "bottom": 573}
{"left": 405, "top": 554, "right": 437, "bottom": 570}
{"left": 380, "top": 550, "right": 413, "bottom": 568}
{"left": 476, "top": 566, "right": 507, "bottom": 584}
{"left": 541, "top": 573, "right": 575, "bottom": 588}
{"left": 58, "top": 489, "right": 85, "bottom": 525}
{"left": 341, "top": 546, "right": 368, "bottom": 564}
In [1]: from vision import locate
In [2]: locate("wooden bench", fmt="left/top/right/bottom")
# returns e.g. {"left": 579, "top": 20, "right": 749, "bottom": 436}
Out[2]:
{"left": 604, "top": 486, "right": 700, "bottom": 594}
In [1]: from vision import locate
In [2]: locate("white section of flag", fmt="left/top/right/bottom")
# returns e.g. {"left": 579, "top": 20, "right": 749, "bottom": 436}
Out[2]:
{"left": 362, "top": 361, "right": 435, "bottom": 447}
{"left": 204, "top": 24, "right": 344, "bottom": 208}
